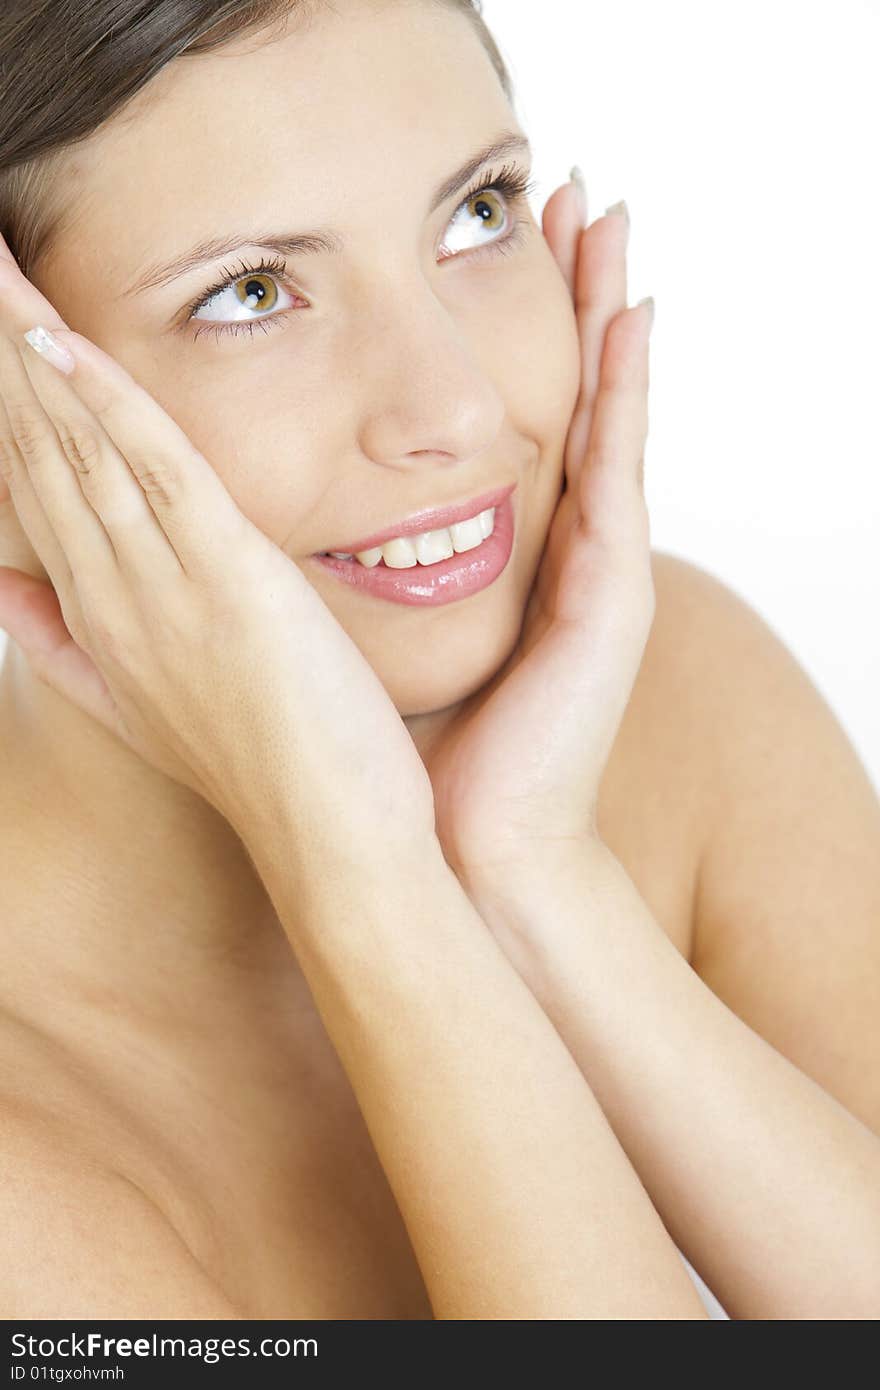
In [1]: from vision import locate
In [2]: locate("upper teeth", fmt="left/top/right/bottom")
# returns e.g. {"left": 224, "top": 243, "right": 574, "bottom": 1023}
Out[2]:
{"left": 328, "top": 506, "right": 496, "bottom": 568}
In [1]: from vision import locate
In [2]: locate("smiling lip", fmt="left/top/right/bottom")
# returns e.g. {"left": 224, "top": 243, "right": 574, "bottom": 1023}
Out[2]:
{"left": 314, "top": 482, "right": 517, "bottom": 556}
{"left": 310, "top": 489, "right": 516, "bottom": 607}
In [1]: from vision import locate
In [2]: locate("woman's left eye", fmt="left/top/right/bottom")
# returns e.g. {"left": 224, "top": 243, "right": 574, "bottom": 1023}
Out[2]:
{"left": 439, "top": 165, "right": 535, "bottom": 261}
{"left": 186, "top": 162, "right": 537, "bottom": 343}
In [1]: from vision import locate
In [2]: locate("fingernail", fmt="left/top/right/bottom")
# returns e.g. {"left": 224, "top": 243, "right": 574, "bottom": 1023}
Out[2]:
{"left": 23, "top": 325, "right": 76, "bottom": 376}
{"left": 636, "top": 296, "right": 655, "bottom": 332}
{"left": 605, "top": 198, "right": 630, "bottom": 228}
{"left": 569, "top": 165, "right": 587, "bottom": 227}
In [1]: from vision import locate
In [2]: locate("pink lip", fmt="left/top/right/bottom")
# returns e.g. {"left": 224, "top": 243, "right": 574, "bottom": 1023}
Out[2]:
{"left": 309, "top": 489, "right": 516, "bottom": 608}
{"left": 314, "top": 482, "right": 517, "bottom": 556}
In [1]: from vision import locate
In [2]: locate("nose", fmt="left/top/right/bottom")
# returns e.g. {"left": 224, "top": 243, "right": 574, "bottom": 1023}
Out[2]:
{"left": 350, "top": 269, "right": 507, "bottom": 474}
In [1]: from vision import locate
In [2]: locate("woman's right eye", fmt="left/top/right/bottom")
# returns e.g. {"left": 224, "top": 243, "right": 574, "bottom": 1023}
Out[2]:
{"left": 188, "top": 255, "right": 300, "bottom": 340}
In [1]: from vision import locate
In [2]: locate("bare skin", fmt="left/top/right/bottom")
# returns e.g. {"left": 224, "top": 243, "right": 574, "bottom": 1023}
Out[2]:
{"left": 0, "top": 0, "right": 581, "bottom": 1054}
{"left": 1, "top": 0, "right": 878, "bottom": 1319}
{"left": 0, "top": 551, "right": 701, "bottom": 1319}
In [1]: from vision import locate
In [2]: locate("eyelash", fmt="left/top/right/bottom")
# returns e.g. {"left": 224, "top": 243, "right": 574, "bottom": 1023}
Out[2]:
{"left": 185, "top": 161, "right": 539, "bottom": 343}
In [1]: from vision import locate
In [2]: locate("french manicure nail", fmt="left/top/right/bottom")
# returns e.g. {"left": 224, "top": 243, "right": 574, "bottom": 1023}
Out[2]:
{"left": 605, "top": 198, "right": 630, "bottom": 228}
{"left": 636, "top": 296, "right": 655, "bottom": 331}
{"left": 23, "top": 324, "right": 76, "bottom": 376}
{"left": 569, "top": 165, "right": 587, "bottom": 227}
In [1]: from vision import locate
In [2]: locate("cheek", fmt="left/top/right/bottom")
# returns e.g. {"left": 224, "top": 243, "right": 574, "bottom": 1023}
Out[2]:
{"left": 493, "top": 266, "right": 582, "bottom": 562}
{"left": 495, "top": 268, "right": 582, "bottom": 449}
{"left": 117, "top": 360, "right": 324, "bottom": 542}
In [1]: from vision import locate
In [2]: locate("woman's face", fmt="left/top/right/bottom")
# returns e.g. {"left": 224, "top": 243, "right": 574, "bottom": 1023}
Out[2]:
{"left": 28, "top": 0, "right": 581, "bottom": 716}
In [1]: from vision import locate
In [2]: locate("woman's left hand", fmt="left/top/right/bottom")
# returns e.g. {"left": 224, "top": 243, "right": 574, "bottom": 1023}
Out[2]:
{"left": 423, "top": 183, "right": 656, "bottom": 890}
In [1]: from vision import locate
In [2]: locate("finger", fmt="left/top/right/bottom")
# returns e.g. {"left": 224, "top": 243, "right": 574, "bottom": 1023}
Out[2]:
{"left": 0, "top": 236, "right": 178, "bottom": 591}
{"left": 0, "top": 334, "right": 93, "bottom": 634}
{"left": 0, "top": 326, "right": 138, "bottom": 630}
{"left": 542, "top": 174, "right": 586, "bottom": 300}
{"left": 16, "top": 333, "right": 182, "bottom": 587}
{"left": 564, "top": 204, "right": 630, "bottom": 496}
{"left": 24, "top": 325, "right": 248, "bottom": 584}
{"left": 0, "top": 230, "right": 240, "bottom": 584}
{"left": 0, "top": 369, "right": 75, "bottom": 593}
{"left": 0, "top": 260, "right": 72, "bottom": 576}
{"left": 577, "top": 299, "right": 654, "bottom": 558}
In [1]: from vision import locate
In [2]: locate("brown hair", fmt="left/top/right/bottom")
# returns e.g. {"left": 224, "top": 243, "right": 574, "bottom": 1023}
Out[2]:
{"left": 0, "top": 0, "right": 515, "bottom": 282}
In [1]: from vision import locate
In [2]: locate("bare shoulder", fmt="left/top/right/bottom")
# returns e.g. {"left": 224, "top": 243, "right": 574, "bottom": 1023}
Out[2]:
{"left": 640, "top": 546, "right": 879, "bottom": 912}
{"left": 627, "top": 549, "right": 880, "bottom": 1136}
{"left": 615, "top": 544, "right": 875, "bottom": 838}
{"left": 597, "top": 549, "right": 738, "bottom": 956}
{"left": 0, "top": 1097, "right": 242, "bottom": 1319}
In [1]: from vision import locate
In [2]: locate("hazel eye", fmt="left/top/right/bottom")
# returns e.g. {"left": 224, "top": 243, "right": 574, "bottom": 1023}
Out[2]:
{"left": 442, "top": 188, "right": 510, "bottom": 258}
{"left": 235, "top": 272, "right": 278, "bottom": 310}
{"left": 193, "top": 269, "right": 294, "bottom": 324}
{"left": 466, "top": 188, "right": 506, "bottom": 231}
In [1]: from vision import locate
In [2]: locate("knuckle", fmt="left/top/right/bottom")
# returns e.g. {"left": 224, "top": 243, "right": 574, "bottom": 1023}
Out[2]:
{"left": 0, "top": 435, "right": 18, "bottom": 481}
{"left": 135, "top": 461, "right": 177, "bottom": 505}
{"left": 58, "top": 425, "right": 102, "bottom": 480}
{"left": 6, "top": 401, "right": 50, "bottom": 460}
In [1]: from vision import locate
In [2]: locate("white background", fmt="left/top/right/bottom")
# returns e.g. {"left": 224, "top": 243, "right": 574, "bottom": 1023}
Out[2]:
{"left": 482, "top": 0, "right": 879, "bottom": 792}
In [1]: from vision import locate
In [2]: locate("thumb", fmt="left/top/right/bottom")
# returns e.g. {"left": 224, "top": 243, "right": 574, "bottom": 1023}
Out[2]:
{"left": 0, "top": 567, "right": 120, "bottom": 731}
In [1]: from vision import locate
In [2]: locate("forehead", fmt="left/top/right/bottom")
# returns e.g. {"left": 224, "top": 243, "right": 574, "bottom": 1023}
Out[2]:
{"left": 52, "top": 0, "right": 512, "bottom": 282}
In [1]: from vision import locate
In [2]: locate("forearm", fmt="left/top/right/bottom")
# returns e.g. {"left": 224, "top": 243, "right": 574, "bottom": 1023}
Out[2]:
{"left": 240, "top": 816, "right": 707, "bottom": 1320}
{"left": 462, "top": 842, "right": 880, "bottom": 1320}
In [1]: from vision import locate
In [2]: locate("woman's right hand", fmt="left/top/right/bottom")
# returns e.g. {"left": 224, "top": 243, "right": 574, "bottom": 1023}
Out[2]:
{"left": 0, "top": 242, "right": 435, "bottom": 850}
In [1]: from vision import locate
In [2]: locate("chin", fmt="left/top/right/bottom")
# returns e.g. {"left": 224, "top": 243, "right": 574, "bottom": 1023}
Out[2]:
{"left": 384, "top": 601, "right": 526, "bottom": 718}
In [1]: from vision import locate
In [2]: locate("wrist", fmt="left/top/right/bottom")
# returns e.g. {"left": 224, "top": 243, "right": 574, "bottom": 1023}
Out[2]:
{"left": 231, "top": 776, "right": 438, "bottom": 880}
{"left": 455, "top": 834, "right": 613, "bottom": 902}
{"left": 243, "top": 821, "right": 488, "bottom": 983}
{"left": 452, "top": 836, "right": 619, "bottom": 976}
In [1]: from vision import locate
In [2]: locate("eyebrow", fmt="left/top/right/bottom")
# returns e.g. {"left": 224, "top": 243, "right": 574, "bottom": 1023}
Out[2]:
{"left": 122, "top": 130, "right": 533, "bottom": 298}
